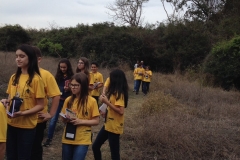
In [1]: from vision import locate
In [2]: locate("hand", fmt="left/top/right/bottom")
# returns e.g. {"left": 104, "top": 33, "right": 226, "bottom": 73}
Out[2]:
{"left": 12, "top": 111, "right": 23, "bottom": 118}
{"left": 99, "top": 95, "right": 108, "bottom": 104}
{"left": 61, "top": 116, "right": 70, "bottom": 123}
{"left": 64, "top": 86, "right": 69, "bottom": 92}
{"left": 70, "top": 118, "right": 81, "bottom": 125}
{"left": 38, "top": 111, "right": 52, "bottom": 122}
{"left": 1, "top": 99, "right": 10, "bottom": 107}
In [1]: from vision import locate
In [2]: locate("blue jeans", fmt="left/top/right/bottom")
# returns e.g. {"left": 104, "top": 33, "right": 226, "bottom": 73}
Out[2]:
{"left": 47, "top": 100, "right": 64, "bottom": 139}
{"left": 142, "top": 81, "right": 150, "bottom": 94}
{"left": 62, "top": 144, "right": 88, "bottom": 160}
{"left": 133, "top": 80, "right": 137, "bottom": 91}
{"left": 92, "top": 126, "right": 120, "bottom": 160}
{"left": 6, "top": 125, "right": 36, "bottom": 160}
{"left": 135, "top": 80, "right": 142, "bottom": 93}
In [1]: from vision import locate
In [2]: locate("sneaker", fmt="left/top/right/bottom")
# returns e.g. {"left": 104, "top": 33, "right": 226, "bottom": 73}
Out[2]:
{"left": 43, "top": 139, "right": 52, "bottom": 147}
{"left": 133, "top": 90, "right": 135, "bottom": 92}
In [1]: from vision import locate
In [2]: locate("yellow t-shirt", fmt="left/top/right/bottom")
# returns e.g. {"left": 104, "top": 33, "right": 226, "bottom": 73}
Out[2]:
{"left": 142, "top": 70, "right": 152, "bottom": 82}
{"left": 38, "top": 68, "right": 61, "bottom": 123}
{"left": 61, "top": 96, "right": 100, "bottom": 145}
{"left": 105, "top": 94, "right": 124, "bottom": 134}
{"left": 90, "top": 72, "right": 103, "bottom": 97}
{"left": 89, "top": 72, "right": 94, "bottom": 85}
{"left": 6, "top": 74, "right": 45, "bottom": 128}
{"left": 134, "top": 68, "right": 145, "bottom": 80}
{"left": 0, "top": 103, "right": 7, "bottom": 142}
{"left": 104, "top": 77, "right": 110, "bottom": 87}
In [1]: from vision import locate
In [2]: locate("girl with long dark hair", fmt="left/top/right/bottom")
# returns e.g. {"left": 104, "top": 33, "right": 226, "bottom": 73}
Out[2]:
{"left": 92, "top": 69, "right": 129, "bottom": 160}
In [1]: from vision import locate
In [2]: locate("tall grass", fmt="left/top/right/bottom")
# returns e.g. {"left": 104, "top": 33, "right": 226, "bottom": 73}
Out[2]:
{"left": 132, "top": 73, "right": 240, "bottom": 159}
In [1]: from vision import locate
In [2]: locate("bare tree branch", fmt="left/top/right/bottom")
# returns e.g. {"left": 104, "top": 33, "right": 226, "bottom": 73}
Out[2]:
{"left": 106, "top": 0, "right": 149, "bottom": 27}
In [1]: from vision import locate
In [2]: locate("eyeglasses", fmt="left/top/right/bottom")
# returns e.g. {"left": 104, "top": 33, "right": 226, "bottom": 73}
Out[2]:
{"left": 78, "top": 62, "right": 84, "bottom": 65}
{"left": 69, "top": 83, "right": 80, "bottom": 88}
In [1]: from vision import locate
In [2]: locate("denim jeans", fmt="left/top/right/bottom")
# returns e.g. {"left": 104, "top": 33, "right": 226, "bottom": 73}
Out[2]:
{"left": 47, "top": 100, "right": 64, "bottom": 139}
{"left": 31, "top": 122, "right": 47, "bottom": 160}
{"left": 62, "top": 144, "right": 88, "bottom": 160}
{"left": 133, "top": 80, "right": 137, "bottom": 91}
{"left": 6, "top": 125, "right": 36, "bottom": 160}
{"left": 92, "top": 126, "right": 120, "bottom": 160}
{"left": 142, "top": 81, "right": 150, "bottom": 94}
{"left": 135, "top": 80, "right": 142, "bottom": 93}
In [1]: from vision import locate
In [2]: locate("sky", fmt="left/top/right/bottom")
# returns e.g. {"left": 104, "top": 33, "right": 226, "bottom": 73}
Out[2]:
{"left": 0, "top": 0, "right": 172, "bottom": 29}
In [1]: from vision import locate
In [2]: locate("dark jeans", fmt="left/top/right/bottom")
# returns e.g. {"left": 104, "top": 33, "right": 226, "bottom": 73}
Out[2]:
{"left": 135, "top": 80, "right": 142, "bottom": 93}
{"left": 6, "top": 125, "right": 36, "bottom": 160}
{"left": 31, "top": 122, "right": 47, "bottom": 160}
{"left": 47, "top": 100, "right": 64, "bottom": 139}
{"left": 92, "top": 126, "right": 120, "bottom": 160}
{"left": 133, "top": 80, "right": 137, "bottom": 91}
{"left": 142, "top": 81, "right": 150, "bottom": 94}
{"left": 62, "top": 144, "right": 88, "bottom": 160}
{"left": 92, "top": 96, "right": 99, "bottom": 106}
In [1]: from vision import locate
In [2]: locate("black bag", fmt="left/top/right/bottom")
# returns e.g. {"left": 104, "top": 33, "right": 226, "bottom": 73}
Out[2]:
{"left": 65, "top": 123, "right": 77, "bottom": 140}
{"left": 8, "top": 96, "right": 23, "bottom": 115}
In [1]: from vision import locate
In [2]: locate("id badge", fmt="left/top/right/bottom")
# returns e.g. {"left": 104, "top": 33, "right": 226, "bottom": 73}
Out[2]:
{"left": 65, "top": 123, "right": 77, "bottom": 140}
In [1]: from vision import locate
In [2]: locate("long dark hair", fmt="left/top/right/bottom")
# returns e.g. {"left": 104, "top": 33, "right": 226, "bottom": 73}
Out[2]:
{"left": 13, "top": 44, "right": 40, "bottom": 86}
{"left": 55, "top": 58, "right": 74, "bottom": 83}
{"left": 107, "top": 69, "right": 129, "bottom": 108}
{"left": 67, "top": 73, "right": 89, "bottom": 115}
{"left": 76, "top": 57, "right": 90, "bottom": 77}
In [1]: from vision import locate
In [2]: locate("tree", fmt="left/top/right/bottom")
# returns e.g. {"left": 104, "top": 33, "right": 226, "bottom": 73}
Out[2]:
{"left": 106, "top": 0, "right": 149, "bottom": 27}
{"left": 162, "top": 0, "right": 226, "bottom": 22}
{"left": 0, "top": 25, "right": 30, "bottom": 51}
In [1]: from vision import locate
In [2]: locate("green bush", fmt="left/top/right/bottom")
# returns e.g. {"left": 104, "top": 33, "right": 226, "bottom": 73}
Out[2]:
{"left": 204, "top": 36, "right": 240, "bottom": 90}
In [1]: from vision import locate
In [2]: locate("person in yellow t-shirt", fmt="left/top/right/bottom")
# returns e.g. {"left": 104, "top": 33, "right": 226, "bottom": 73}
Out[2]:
{"left": 133, "top": 63, "right": 145, "bottom": 94}
{"left": 142, "top": 66, "right": 152, "bottom": 95}
{"left": 90, "top": 62, "right": 103, "bottom": 104}
{"left": 60, "top": 73, "right": 99, "bottom": 160}
{"left": 31, "top": 46, "right": 61, "bottom": 160}
{"left": 92, "top": 69, "right": 129, "bottom": 160}
{"left": 1, "top": 44, "right": 45, "bottom": 160}
{"left": 76, "top": 57, "right": 94, "bottom": 91}
{"left": 0, "top": 103, "right": 7, "bottom": 160}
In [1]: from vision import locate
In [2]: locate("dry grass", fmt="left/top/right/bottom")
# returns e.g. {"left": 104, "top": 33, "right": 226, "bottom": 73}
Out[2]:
{"left": 1, "top": 52, "right": 240, "bottom": 160}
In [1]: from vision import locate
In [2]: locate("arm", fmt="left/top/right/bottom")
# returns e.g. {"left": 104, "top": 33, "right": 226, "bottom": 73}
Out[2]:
{"left": 100, "top": 95, "right": 124, "bottom": 115}
{"left": 95, "top": 83, "right": 103, "bottom": 89}
{"left": 13, "top": 98, "right": 44, "bottom": 117}
{"left": 49, "top": 95, "right": 60, "bottom": 117}
{"left": 71, "top": 116, "right": 99, "bottom": 126}
{"left": 38, "top": 95, "right": 60, "bottom": 121}
{"left": 0, "top": 143, "right": 6, "bottom": 160}
{"left": 102, "top": 86, "right": 108, "bottom": 95}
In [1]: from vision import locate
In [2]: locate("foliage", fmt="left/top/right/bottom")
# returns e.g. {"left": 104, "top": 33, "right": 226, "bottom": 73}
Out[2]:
{"left": 37, "top": 38, "right": 63, "bottom": 57}
{"left": 204, "top": 36, "right": 240, "bottom": 90}
{"left": 0, "top": 25, "right": 30, "bottom": 51}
